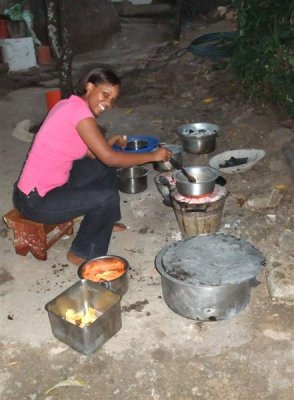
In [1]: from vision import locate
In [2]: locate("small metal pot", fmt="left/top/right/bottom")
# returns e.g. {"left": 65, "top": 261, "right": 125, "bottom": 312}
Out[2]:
{"left": 78, "top": 255, "right": 129, "bottom": 297}
{"left": 153, "top": 144, "right": 183, "bottom": 172}
{"left": 177, "top": 123, "right": 220, "bottom": 154}
{"left": 173, "top": 166, "right": 219, "bottom": 196}
{"left": 117, "top": 166, "right": 148, "bottom": 194}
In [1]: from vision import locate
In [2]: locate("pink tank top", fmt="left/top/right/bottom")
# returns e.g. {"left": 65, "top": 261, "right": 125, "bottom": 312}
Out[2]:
{"left": 17, "top": 95, "right": 93, "bottom": 196}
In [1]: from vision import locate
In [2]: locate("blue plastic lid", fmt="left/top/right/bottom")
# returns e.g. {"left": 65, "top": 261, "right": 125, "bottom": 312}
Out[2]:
{"left": 113, "top": 135, "right": 159, "bottom": 153}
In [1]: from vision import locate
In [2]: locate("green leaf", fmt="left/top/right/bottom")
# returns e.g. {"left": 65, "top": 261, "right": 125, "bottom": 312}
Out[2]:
{"left": 45, "top": 379, "right": 88, "bottom": 395}
{"left": 288, "top": 55, "right": 294, "bottom": 67}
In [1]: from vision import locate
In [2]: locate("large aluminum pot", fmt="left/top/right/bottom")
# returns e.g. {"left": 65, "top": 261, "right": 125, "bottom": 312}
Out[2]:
{"left": 117, "top": 166, "right": 148, "bottom": 194}
{"left": 155, "top": 247, "right": 252, "bottom": 321}
{"left": 173, "top": 166, "right": 219, "bottom": 196}
{"left": 153, "top": 144, "right": 183, "bottom": 172}
{"left": 78, "top": 255, "right": 129, "bottom": 297}
{"left": 177, "top": 122, "right": 220, "bottom": 154}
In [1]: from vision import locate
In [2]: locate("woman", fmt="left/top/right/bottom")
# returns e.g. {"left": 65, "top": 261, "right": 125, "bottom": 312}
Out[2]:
{"left": 13, "top": 67, "right": 171, "bottom": 266}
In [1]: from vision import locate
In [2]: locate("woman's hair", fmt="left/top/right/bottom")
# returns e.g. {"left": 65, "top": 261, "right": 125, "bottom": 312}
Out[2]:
{"left": 74, "top": 66, "right": 121, "bottom": 96}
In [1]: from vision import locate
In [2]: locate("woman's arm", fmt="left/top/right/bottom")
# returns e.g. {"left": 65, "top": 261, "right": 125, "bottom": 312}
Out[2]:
{"left": 77, "top": 117, "right": 171, "bottom": 167}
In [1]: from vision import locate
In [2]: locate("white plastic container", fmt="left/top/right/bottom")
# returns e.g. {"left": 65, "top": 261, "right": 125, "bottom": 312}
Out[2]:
{"left": 0, "top": 37, "right": 36, "bottom": 71}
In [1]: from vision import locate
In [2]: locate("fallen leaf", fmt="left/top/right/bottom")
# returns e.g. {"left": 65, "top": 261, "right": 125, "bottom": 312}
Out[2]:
{"left": 45, "top": 379, "right": 87, "bottom": 395}
{"left": 126, "top": 108, "right": 133, "bottom": 114}
{"left": 273, "top": 184, "right": 287, "bottom": 190}
{"left": 202, "top": 97, "right": 215, "bottom": 104}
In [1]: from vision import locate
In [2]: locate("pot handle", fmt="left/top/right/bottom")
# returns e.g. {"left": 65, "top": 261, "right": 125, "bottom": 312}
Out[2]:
{"left": 102, "top": 280, "right": 111, "bottom": 290}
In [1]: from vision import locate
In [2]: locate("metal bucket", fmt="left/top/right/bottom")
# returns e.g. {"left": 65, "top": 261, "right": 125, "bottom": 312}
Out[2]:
{"left": 117, "top": 166, "right": 148, "bottom": 194}
{"left": 177, "top": 123, "right": 220, "bottom": 154}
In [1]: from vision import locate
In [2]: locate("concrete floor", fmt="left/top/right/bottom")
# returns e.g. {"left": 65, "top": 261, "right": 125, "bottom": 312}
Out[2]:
{"left": 0, "top": 15, "right": 293, "bottom": 400}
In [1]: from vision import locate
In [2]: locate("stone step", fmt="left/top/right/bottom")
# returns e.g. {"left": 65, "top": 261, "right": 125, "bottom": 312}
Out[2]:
{"left": 39, "top": 71, "right": 59, "bottom": 82}
{"left": 114, "top": 2, "right": 174, "bottom": 18}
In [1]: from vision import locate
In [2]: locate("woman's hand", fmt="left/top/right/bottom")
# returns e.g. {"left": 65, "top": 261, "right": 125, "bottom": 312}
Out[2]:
{"left": 77, "top": 118, "right": 172, "bottom": 167}
{"left": 108, "top": 135, "right": 128, "bottom": 148}
{"left": 152, "top": 147, "right": 172, "bottom": 162}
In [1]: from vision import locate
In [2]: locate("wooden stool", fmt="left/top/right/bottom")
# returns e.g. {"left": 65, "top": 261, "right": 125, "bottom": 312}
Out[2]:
{"left": 3, "top": 208, "right": 74, "bottom": 261}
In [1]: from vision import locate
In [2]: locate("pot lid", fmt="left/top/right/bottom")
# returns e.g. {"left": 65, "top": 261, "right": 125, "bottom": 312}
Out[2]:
{"left": 159, "top": 234, "right": 265, "bottom": 286}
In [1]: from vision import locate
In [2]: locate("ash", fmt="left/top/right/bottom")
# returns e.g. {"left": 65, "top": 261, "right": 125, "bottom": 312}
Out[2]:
{"left": 162, "top": 234, "right": 265, "bottom": 286}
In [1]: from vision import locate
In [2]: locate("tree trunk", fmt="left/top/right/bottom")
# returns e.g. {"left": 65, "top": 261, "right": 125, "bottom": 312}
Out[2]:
{"left": 45, "top": 0, "right": 73, "bottom": 98}
{"left": 45, "top": 0, "right": 61, "bottom": 60}
{"left": 58, "top": 0, "right": 73, "bottom": 97}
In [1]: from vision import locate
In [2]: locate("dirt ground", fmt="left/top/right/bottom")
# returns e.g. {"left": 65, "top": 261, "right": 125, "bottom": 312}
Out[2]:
{"left": 0, "top": 14, "right": 293, "bottom": 400}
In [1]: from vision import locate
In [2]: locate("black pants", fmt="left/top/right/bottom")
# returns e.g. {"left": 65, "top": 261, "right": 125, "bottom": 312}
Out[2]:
{"left": 13, "top": 158, "right": 121, "bottom": 259}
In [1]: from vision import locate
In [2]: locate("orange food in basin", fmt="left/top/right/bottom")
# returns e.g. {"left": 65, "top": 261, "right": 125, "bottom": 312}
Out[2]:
{"left": 81, "top": 257, "right": 126, "bottom": 283}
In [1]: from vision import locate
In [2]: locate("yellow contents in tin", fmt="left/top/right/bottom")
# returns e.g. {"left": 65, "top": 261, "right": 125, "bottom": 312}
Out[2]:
{"left": 64, "top": 307, "right": 99, "bottom": 328}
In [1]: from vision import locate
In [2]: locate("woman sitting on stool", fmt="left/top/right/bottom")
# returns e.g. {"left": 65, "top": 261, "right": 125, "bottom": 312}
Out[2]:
{"left": 13, "top": 67, "right": 171, "bottom": 266}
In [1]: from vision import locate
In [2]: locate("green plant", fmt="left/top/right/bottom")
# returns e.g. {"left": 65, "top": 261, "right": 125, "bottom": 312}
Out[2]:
{"left": 230, "top": 0, "right": 294, "bottom": 118}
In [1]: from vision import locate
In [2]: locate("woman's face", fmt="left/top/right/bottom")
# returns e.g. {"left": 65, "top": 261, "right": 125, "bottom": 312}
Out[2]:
{"left": 84, "top": 82, "right": 120, "bottom": 116}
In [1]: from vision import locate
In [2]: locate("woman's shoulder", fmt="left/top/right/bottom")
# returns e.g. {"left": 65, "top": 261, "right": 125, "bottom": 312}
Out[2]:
{"left": 61, "top": 95, "right": 93, "bottom": 120}
{"left": 67, "top": 94, "right": 87, "bottom": 108}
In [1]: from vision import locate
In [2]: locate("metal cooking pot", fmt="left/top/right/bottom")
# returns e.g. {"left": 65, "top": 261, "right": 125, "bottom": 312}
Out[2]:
{"left": 177, "top": 122, "right": 220, "bottom": 154}
{"left": 156, "top": 247, "right": 252, "bottom": 320}
{"left": 78, "top": 255, "right": 129, "bottom": 297}
{"left": 173, "top": 166, "right": 219, "bottom": 196}
{"left": 155, "top": 235, "right": 265, "bottom": 320}
{"left": 117, "top": 166, "right": 148, "bottom": 194}
{"left": 153, "top": 144, "right": 183, "bottom": 172}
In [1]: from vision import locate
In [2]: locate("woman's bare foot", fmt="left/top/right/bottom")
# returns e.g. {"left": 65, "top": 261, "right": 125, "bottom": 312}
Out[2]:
{"left": 113, "top": 222, "right": 128, "bottom": 232}
{"left": 66, "top": 250, "right": 86, "bottom": 266}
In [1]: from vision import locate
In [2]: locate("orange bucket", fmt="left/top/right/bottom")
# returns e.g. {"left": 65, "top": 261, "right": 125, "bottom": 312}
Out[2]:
{"left": 46, "top": 89, "right": 61, "bottom": 111}
{"left": 0, "top": 19, "right": 10, "bottom": 38}
{"left": 36, "top": 45, "right": 52, "bottom": 65}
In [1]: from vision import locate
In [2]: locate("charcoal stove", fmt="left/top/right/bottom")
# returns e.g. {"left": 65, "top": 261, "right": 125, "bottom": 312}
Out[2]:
{"left": 170, "top": 182, "right": 228, "bottom": 238}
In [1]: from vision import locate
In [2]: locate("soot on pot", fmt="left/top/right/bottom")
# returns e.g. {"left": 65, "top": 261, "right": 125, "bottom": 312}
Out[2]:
{"left": 161, "top": 234, "right": 265, "bottom": 286}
